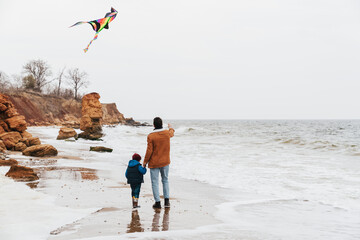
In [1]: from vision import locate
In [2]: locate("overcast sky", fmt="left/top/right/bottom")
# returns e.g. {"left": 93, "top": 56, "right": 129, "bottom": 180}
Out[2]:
{"left": 1, "top": 0, "right": 360, "bottom": 119}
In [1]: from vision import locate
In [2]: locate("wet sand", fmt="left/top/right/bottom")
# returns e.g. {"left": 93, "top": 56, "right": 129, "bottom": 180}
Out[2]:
{"left": 5, "top": 128, "right": 229, "bottom": 239}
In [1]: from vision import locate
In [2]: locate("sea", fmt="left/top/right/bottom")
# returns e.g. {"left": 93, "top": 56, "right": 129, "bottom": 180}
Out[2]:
{"left": 1, "top": 120, "right": 360, "bottom": 239}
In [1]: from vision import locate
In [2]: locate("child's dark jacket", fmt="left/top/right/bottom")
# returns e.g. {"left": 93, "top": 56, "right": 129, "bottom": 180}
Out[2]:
{"left": 125, "top": 160, "right": 147, "bottom": 184}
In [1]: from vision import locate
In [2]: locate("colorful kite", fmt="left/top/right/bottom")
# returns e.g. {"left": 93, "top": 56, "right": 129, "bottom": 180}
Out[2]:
{"left": 70, "top": 7, "right": 118, "bottom": 53}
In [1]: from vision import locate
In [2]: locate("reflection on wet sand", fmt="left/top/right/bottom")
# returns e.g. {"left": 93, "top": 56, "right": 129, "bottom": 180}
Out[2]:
{"left": 127, "top": 210, "right": 144, "bottom": 233}
{"left": 11, "top": 154, "right": 99, "bottom": 188}
{"left": 35, "top": 166, "right": 99, "bottom": 183}
{"left": 127, "top": 208, "right": 170, "bottom": 233}
{"left": 152, "top": 208, "right": 170, "bottom": 232}
{"left": 26, "top": 181, "right": 39, "bottom": 188}
{"left": 162, "top": 208, "right": 170, "bottom": 231}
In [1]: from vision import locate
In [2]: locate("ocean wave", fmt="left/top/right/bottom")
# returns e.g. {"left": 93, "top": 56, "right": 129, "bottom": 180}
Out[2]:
{"left": 224, "top": 198, "right": 301, "bottom": 207}
{"left": 174, "top": 126, "right": 199, "bottom": 134}
{"left": 280, "top": 138, "right": 305, "bottom": 145}
{"left": 218, "top": 198, "right": 352, "bottom": 214}
{"left": 317, "top": 200, "right": 350, "bottom": 211}
{"left": 274, "top": 137, "right": 359, "bottom": 153}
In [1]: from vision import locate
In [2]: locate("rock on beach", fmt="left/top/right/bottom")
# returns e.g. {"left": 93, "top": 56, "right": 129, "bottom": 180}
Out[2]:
{"left": 0, "top": 140, "right": 6, "bottom": 152}
{"left": 57, "top": 127, "right": 78, "bottom": 140}
{"left": 79, "top": 93, "right": 103, "bottom": 140}
{"left": 90, "top": 146, "right": 113, "bottom": 152}
{"left": 5, "top": 165, "right": 39, "bottom": 182}
{"left": 22, "top": 144, "right": 58, "bottom": 157}
{"left": 0, "top": 158, "right": 18, "bottom": 166}
{"left": 0, "top": 131, "right": 22, "bottom": 149}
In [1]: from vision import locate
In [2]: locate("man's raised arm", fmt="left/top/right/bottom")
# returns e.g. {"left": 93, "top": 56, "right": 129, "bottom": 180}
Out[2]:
{"left": 168, "top": 123, "right": 175, "bottom": 138}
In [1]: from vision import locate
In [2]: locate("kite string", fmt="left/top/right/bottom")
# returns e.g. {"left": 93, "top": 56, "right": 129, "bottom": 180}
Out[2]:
{"left": 84, "top": 33, "right": 99, "bottom": 53}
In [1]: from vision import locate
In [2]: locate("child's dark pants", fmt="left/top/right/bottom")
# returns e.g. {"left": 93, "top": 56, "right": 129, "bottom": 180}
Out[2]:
{"left": 130, "top": 183, "right": 141, "bottom": 199}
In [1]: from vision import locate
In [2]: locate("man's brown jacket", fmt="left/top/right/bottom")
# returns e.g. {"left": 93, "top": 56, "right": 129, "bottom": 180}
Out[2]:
{"left": 143, "top": 128, "right": 175, "bottom": 168}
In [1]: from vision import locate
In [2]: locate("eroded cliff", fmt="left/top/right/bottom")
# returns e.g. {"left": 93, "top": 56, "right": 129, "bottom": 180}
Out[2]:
{"left": 5, "top": 91, "right": 128, "bottom": 127}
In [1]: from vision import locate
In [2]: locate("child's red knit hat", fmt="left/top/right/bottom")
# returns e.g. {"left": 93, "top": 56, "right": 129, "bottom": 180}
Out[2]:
{"left": 132, "top": 153, "right": 141, "bottom": 161}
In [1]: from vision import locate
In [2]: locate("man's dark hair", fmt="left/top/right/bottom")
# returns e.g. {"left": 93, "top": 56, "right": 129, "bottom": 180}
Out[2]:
{"left": 153, "top": 117, "right": 163, "bottom": 129}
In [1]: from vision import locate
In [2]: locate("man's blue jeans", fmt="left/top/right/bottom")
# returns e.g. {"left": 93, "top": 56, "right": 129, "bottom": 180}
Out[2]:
{"left": 150, "top": 165, "right": 170, "bottom": 202}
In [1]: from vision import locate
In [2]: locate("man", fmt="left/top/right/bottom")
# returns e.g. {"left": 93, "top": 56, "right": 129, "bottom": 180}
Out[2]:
{"left": 143, "top": 117, "right": 175, "bottom": 208}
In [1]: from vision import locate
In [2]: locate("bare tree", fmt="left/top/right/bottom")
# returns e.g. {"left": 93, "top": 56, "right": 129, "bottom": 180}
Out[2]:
{"left": 0, "top": 71, "right": 10, "bottom": 91}
{"left": 66, "top": 68, "right": 89, "bottom": 100}
{"left": 23, "top": 59, "right": 52, "bottom": 92}
{"left": 55, "top": 67, "right": 66, "bottom": 96}
{"left": 11, "top": 74, "right": 23, "bottom": 90}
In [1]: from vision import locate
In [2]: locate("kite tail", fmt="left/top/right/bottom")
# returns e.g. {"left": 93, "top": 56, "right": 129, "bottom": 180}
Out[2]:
{"left": 84, "top": 33, "right": 99, "bottom": 53}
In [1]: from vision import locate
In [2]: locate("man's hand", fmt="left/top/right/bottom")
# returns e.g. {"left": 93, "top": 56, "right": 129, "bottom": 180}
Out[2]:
{"left": 142, "top": 163, "right": 147, "bottom": 168}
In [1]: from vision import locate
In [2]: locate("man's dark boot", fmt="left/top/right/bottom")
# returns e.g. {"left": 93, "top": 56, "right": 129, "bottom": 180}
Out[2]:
{"left": 164, "top": 198, "right": 170, "bottom": 208}
{"left": 153, "top": 201, "right": 161, "bottom": 209}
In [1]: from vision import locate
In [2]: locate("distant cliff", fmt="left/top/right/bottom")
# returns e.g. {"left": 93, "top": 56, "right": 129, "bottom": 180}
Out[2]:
{"left": 4, "top": 91, "right": 133, "bottom": 127}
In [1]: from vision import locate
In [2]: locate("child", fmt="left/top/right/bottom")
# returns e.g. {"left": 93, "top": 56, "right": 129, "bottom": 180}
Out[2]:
{"left": 125, "top": 153, "right": 147, "bottom": 208}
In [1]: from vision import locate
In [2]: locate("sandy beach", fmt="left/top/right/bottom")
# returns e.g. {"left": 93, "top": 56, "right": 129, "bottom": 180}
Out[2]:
{"left": 1, "top": 126, "right": 227, "bottom": 240}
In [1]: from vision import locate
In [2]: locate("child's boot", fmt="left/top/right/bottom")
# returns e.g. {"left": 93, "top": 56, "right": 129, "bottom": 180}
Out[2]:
{"left": 132, "top": 197, "right": 137, "bottom": 209}
{"left": 133, "top": 197, "right": 140, "bottom": 209}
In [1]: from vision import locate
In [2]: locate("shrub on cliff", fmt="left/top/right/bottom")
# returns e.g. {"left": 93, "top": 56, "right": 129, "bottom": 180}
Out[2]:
{"left": 22, "top": 75, "right": 36, "bottom": 90}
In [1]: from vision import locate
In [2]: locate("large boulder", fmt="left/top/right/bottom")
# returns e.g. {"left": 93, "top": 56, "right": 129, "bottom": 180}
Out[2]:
{"left": 21, "top": 131, "right": 33, "bottom": 139}
{"left": 80, "top": 116, "right": 92, "bottom": 132}
{"left": 0, "top": 93, "right": 47, "bottom": 152}
{"left": 0, "top": 94, "right": 12, "bottom": 109}
{"left": 22, "top": 144, "right": 58, "bottom": 157}
{"left": 0, "top": 103, "right": 7, "bottom": 112}
{"left": 5, "top": 165, "right": 39, "bottom": 182}
{"left": 27, "top": 137, "right": 41, "bottom": 146}
{"left": 0, "top": 120, "right": 10, "bottom": 132}
{"left": 0, "top": 132, "right": 22, "bottom": 149}
{"left": 0, "top": 140, "right": 5, "bottom": 152}
{"left": 81, "top": 92, "right": 103, "bottom": 120}
{"left": 78, "top": 132, "right": 103, "bottom": 140}
{"left": 79, "top": 93, "right": 103, "bottom": 140}
{"left": 5, "top": 115, "right": 27, "bottom": 132}
{"left": 5, "top": 108, "right": 18, "bottom": 118}
{"left": 0, "top": 93, "right": 28, "bottom": 139}
{"left": 0, "top": 125, "right": 5, "bottom": 134}
{"left": 14, "top": 142, "right": 27, "bottom": 152}
{"left": 20, "top": 137, "right": 41, "bottom": 147}
{"left": 57, "top": 127, "right": 77, "bottom": 140}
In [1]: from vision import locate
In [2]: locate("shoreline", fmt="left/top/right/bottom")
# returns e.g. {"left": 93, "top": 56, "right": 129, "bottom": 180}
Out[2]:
{"left": 1, "top": 126, "right": 228, "bottom": 240}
